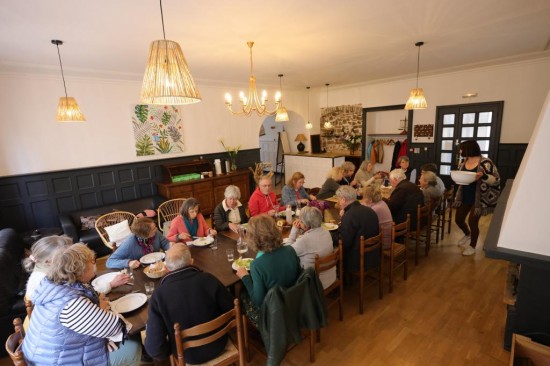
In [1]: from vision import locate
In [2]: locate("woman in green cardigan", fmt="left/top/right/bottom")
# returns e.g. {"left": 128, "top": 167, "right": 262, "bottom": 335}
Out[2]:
{"left": 236, "top": 214, "right": 301, "bottom": 325}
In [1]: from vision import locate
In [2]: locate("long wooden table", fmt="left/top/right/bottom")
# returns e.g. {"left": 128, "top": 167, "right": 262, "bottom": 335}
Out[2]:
{"left": 102, "top": 232, "right": 253, "bottom": 334}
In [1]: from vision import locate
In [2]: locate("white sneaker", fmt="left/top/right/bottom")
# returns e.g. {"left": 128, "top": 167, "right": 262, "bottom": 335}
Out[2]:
{"left": 462, "top": 246, "right": 475, "bottom": 256}
{"left": 457, "top": 235, "right": 471, "bottom": 247}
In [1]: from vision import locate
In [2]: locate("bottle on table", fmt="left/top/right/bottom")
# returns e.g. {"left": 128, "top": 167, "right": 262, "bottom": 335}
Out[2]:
{"left": 285, "top": 205, "right": 293, "bottom": 225}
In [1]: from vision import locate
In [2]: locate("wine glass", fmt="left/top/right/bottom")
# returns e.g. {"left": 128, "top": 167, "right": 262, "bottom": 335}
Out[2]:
{"left": 237, "top": 242, "right": 248, "bottom": 258}
{"left": 272, "top": 204, "right": 280, "bottom": 217}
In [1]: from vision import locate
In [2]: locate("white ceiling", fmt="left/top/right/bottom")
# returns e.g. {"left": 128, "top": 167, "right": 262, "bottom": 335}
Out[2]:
{"left": 1, "top": 0, "right": 550, "bottom": 89}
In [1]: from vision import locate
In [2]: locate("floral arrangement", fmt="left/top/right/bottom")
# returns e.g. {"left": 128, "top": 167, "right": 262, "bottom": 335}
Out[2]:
{"left": 308, "top": 200, "right": 330, "bottom": 212}
{"left": 219, "top": 139, "right": 241, "bottom": 171}
{"left": 341, "top": 128, "right": 362, "bottom": 151}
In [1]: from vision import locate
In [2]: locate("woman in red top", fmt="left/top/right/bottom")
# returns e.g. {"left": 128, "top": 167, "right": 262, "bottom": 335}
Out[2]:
{"left": 166, "top": 198, "right": 217, "bottom": 242}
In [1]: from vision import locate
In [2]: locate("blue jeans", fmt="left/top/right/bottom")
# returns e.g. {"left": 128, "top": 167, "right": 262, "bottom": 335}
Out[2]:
{"left": 109, "top": 333, "right": 142, "bottom": 366}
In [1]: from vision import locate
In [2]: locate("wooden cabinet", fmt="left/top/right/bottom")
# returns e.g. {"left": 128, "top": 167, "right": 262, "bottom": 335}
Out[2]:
{"left": 157, "top": 169, "right": 251, "bottom": 216}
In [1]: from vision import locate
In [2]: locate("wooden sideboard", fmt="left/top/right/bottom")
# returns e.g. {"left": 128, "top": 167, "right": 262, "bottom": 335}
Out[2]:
{"left": 156, "top": 170, "right": 251, "bottom": 215}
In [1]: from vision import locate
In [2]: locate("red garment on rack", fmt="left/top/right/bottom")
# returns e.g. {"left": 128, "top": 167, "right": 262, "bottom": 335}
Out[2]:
{"left": 395, "top": 139, "right": 408, "bottom": 168}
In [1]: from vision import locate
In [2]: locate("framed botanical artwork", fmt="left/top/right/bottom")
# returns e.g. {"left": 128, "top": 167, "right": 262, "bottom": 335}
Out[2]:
{"left": 131, "top": 104, "right": 184, "bottom": 156}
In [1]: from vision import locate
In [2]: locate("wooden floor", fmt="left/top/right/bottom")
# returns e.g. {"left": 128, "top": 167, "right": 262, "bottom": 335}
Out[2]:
{"left": 1, "top": 203, "right": 512, "bottom": 365}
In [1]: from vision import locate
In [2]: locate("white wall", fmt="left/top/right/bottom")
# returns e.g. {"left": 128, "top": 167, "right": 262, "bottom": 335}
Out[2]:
{"left": 1, "top": 57, "right": 549, "bottom": 176}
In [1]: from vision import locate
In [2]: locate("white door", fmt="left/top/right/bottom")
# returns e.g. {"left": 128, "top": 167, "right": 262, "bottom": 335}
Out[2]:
{"left": 260, "top": 140, "right": 278, "bottom": 171}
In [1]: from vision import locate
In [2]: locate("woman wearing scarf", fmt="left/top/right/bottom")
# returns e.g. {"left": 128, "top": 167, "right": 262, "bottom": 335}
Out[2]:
{"left": 453, "top": 140, "right": 500, "bottom": 256}
{"left": 166, "top": 198, "right": 216, "bottom": 243}
{"left": 106, "top": 217, "right": 171, "bottom": 269}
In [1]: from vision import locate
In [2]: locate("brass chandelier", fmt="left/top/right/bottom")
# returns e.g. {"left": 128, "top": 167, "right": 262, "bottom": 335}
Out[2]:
{"left": 225, "top": 41, "right": 281, "bottom": 117}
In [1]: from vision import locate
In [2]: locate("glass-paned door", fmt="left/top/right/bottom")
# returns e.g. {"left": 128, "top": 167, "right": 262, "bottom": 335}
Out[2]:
{"left": 435, "top": 102, "right": 503, "bottom": 183}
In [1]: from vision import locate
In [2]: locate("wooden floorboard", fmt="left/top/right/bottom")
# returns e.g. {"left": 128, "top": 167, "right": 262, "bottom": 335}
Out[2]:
{"left": 0, "top": 213, "right": 511, "bottom": 366}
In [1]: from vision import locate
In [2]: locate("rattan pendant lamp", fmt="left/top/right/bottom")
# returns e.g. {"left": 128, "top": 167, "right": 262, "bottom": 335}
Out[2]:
{"left": 405, "top": 41, "right": 427, "bottom": 110}
{"left": 140, "top": 0, "right": 201, "bottom": 105}
{"left": 51, "top": 40, "right": 86, "bottom": 122}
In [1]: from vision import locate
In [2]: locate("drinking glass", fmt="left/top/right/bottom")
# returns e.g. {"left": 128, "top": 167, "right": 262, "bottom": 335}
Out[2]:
{"left": 226, "top": 249, "right": 235, "bottom": 262}
{"left": 272, "top": 204, "right": 280, "bottom": 216}
{"left": 123, "top": 266, "right": 134, "bottom": 286}
{"left": 210, "top": 237, "right": 218, "bottom": 250}
{"left": 144, "top": 282, "right": 154, "bottom": 299}
{"left": 237, "top": 242, "right": 248, "bottom": 257}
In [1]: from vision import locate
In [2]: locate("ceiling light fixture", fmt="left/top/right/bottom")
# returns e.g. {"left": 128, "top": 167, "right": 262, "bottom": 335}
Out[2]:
{"left": 51, "top": 40, "right": 86, "bottom": 122}
{"left": 275, "top": 74, "right": 289, "bottom": 122}
{"left": 405, "top": 41, "right": 427, "bottom": 110}
{"left": 305, "top": 86, "right": 313, "bottom": 130}
{"left": 140, "top": 0, "right": 201, "bottom": 105}
{"left": 225, "top": 41, "right": 281, "bottom": 117}
{"left": 323, "top": 83, "right": 333, "bottom": 129}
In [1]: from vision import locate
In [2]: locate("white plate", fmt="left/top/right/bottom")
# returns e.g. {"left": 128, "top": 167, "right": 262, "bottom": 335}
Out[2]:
{"left": 322, "top": 223, "right": 339, "bottom": 231}
{"left": 111, "top": 293, "right": 147, "bottom": 314}
{"left": 277, "top": 210, "right": 295, "bottom": 217}
{"left": 140, "top": 252, "right": 166, "bottom": 265}
{"left": 191, "top": 236, "right": 214, "bottom": 247}
{"left": 92, "top": 272, "right": 119, "bottom": 291}
{"left": 232, "top": 258, "right": 253, "bottom": 271}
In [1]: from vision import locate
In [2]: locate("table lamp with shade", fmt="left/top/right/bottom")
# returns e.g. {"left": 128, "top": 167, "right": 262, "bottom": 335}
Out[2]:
{"left": 295, "top": 134, "right": 307, "bottom": 152}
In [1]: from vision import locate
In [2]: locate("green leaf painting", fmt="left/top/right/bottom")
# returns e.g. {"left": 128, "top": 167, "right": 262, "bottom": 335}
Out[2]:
{"left": 132, "top": 105, "right": 184, "bottom": 156}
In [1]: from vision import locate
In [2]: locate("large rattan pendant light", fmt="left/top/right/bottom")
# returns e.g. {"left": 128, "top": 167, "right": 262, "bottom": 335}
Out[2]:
{"left": 52, "top": 40, "right": 86, "bottom": 122}
{"left": 405, "top": 41, "right": 427, "bottom": 110}
{"left": 140, "top": 0, "right": 201, "bottom": 105}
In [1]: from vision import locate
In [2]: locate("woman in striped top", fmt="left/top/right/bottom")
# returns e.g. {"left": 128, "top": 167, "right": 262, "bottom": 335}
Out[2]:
{"left": 22, "top": 244, "right": 141, "bottom": 366}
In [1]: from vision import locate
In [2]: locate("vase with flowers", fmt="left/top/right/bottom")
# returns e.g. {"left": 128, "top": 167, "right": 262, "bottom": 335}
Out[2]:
{"left": 341, "top": 128, "right": 362, "bottom": 155}
{"left": 219, "top": 139, "right": 241, "bottom": 172}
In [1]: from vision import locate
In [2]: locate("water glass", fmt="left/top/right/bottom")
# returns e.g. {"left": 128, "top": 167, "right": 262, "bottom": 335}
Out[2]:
{"left": 237, "top": 242, "right": 248, "bottom": 257}
{"left": 272, "top": 204, "right": 280, "bottom": 216}
{"left": 123, "top": 266, "right": 134, "bottom": 286}
{"left": 226, "top": 249, "right": 235, "bottom": 262}
{"left": 210, "top": 237, "right": 218, "bottom": 250}
{"left": 144, "top": 282, "right": 154, "bottom": 299}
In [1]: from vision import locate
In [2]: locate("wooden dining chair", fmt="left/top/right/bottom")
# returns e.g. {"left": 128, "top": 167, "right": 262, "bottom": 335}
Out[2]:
{"left": 430, "top": 197, "right": 443, "bottom": 245}
{"left": 384, "top": 215, "right": 410, "bottom": 293}
{"left": 95, "top": 211, "right": 136, "bottom": 251}
{"left": 440, "top": 185, "right": 455, "bottom": 241}
{"left": 314, "top": 241, "right": 344, "bottom": 321}
{"left": 172, "top": 298, "right": 244, "bottom": 366}
{"left": 5, "top": 318, "right": 26, "bottom": 366}
{"left": 157, "top": 198, "right": 186, "bottom": 232}
{"left": 24, "top": 298, "right": 33, "bottom": 319}
{"left": 409, "top": 203, "right": 432, "bottom": 265}
{"left": 353, "top": 233, "right": 383, "bottom": 315}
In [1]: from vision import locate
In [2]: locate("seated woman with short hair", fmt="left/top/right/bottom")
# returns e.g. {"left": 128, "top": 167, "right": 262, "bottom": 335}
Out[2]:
{"left": 166, "top": 198, "right": 217, "bottom": 242}
{"left": 212, "top": 185, "right": 248, "bottom": 232}
{"left": 23, "top": 244, "right": 141, "bottom": 366}
{"left": 106, "top": 217, "right": 171, "bottom": 269}
{"left": 316, "top": 166, "right": 344, "bottom": 200}
{"left": 361, "top": 184, "right": 393, "bottom": 249}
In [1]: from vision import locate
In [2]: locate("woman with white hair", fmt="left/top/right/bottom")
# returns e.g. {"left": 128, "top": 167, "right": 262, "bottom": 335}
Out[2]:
{"left": 22, "top": 243, "right": 141, "bottom": 366}
{"left": 419, "top": 170, "right": 442, "bottom": 206}
{"left": 213, "top": 185, "right": 249, "bottom": 232}
{"left": 287, "top": 206, "right": 336, "bottom": 289}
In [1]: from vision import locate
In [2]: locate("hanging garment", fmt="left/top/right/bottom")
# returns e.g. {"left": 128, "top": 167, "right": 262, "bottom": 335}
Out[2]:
{"left": 370, "top": 140, "right": 377, "bottom": 165}
{"left": 367, "top": 141, "right": 373, "bottom": 161}
{"left": 376, "top": 140, "right": 384, "bottom": 164}
{"left": 391, "top": 141, "right": 401, "bottom": 168}
{"left": 395, "top": 139, "right": 408, "bottom": 168}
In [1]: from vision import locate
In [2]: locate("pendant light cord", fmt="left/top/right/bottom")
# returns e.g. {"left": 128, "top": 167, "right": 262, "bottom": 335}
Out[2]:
{"left": 54, "top": 42, "right": 69, "bottom": 99}
{"left": 415, "top": 45, "right": 421, "bottom": 88}
{"left": 159, "top": 0, "right": 166, "bottom": 40}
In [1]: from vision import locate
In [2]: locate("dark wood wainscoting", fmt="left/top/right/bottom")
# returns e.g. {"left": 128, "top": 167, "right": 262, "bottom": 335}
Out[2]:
{"left": 0, "top": 149, "right": 260, "bottom": 231}
{"left": 496, "top": 143, "right": 528, "bottom": 190}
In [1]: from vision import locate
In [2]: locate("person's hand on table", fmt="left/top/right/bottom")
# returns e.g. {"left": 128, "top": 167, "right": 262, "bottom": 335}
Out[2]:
{"left": 299, "top": 198, "right": 309, "bottom": 205}
{"left": 178, "top": 232, "right": 191, "bottom": 241}
{"left": 109, "top": 273, "right": 131, "bottom": 288}
{"left": 309, "top": 194, "right": 317, "bottom": 201}
{"left": 228, "top": 223, "right": 239, "bottom": 233}
{"left": 267, "top": 209, "right": 276, "bottom": 217}
{"left": 236, "top": 267, "right": 248, "bottom": 279}
{"left": 208, "top": 228, "right": 217, "bottom": 236}
{"left": 128, "top": 260, "right": 140, "bottom": 269}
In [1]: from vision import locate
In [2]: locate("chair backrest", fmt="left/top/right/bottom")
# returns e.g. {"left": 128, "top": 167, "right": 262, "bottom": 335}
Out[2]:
{"left": 173, "top": 298, "right": 244, "bottom": 366}
{"left": 24, "top": 298, "right": 33, "bottom": 319}
{"left": 314, "top": 241, "right": 343, "bottom": 290}
{"left": 95, "top": 211, "right": 136, "bottom": 248}
{"left": 157, "top": 198, "right": 187, "bottom": 230}
{"left": 5, "top": 318, "right": 26, "bottom": 366}
{"left": 444, "top": 185, "right": 454, "bottom": 206}
{"left": 416, "top": 203, "right": 431, "bottom": 231}
{"left": 359, "top": 233, "right": 383, "bottom": 270}
{"left": 393, "top": 214, "right": 410, "bottom": 243}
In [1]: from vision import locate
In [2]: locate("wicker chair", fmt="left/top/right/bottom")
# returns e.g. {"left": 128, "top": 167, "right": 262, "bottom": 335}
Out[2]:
{"left": 5, "top": 318, "right": 26, "bottom": 366}
{"left": 157, "top": 198, "right": 187, "bottom": 232}
{"left": 95, "top": 211, "right": 136, "bottom": 250}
